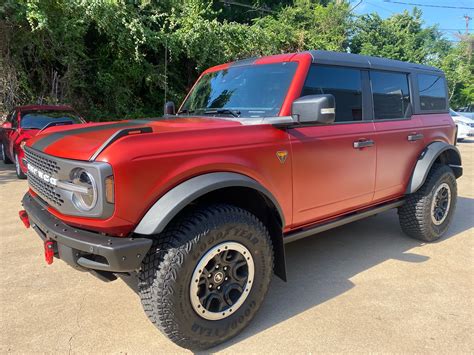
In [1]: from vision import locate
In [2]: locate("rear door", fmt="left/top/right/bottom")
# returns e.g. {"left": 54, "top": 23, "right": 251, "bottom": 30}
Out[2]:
{"left": 289, "top": 65, "right": 376, "bottom": 227}
{"left": 370, "top": 70, "right": 425, "bottom": 202}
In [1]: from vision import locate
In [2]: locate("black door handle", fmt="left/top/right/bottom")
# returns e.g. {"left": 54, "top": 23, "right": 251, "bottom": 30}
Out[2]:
{"left": 353, "top": 139, "right": 375, "bottom": 149}
{"left": 407, "top": 133, "right": 424, "bottom": 141}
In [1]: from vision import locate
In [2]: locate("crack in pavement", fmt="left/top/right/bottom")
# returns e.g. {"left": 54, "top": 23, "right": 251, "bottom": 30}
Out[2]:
{"left": 68, "top": 293, "right": 86, "bottom": 354}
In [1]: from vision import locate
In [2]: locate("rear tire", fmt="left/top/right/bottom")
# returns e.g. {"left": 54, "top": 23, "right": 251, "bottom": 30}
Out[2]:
{"left": 138, "top": 204, "right": 274, "bottom": 351}
{"left": 15, "top": 153, "right": 27, "bottom": 179}
{"left": 398, "top": 164, "right": 457, "bottom": 242}
{"left": 1, "top": 144, "right": 12, "bottom": 164}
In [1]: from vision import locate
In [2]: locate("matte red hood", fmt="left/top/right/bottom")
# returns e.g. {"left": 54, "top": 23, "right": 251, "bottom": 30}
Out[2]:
{"left": 26, "top": 117, "right": 241, "bottom": 161}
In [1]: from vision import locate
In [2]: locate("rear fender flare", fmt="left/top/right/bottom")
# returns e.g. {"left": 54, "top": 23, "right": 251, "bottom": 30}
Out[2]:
{"left": 406, "top": 141, "right": 462, "bottom": 194}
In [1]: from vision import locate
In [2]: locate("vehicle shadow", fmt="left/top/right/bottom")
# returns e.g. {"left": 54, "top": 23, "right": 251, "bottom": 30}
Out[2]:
{"left": 0, "top": 161, "right": 18, "bottom": 185}
{"left": 209, "top": 196, "right": 473, "bottom": 351}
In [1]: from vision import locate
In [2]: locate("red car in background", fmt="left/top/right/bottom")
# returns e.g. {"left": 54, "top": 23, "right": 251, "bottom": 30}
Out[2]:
{"left": 1, "top": 105, "right": 85, "bottom": 179}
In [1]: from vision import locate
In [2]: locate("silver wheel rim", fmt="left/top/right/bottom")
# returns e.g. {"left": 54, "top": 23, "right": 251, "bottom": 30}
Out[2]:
{"left": 431, "top": 182, "right": 451, "bottom": 225}
{"left": 15, "top": 154, "right": 20, "bottom": 175}
{"left": 190, "top": 241, "right": 254, "bottom": 321}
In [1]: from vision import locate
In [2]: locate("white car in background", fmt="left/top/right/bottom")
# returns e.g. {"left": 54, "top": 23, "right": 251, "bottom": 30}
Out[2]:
{"left": 450, "top": 109, "right": 474, "bottom": 141}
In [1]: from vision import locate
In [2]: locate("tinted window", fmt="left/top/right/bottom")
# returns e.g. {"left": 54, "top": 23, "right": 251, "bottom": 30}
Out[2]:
{"left": 302, "top": 65, "right": 363, "bottom": 122}
{"left": 181, "top": 62, "right": 297, "bottom": 118}
{"left": 20, "top": 110, "right": 83, "bottom": 130}
{"left": 371, "top": 71, "right": 411, "bottom": 120}
{"left": 418, "top": 74, "right": 447, "bottom": 111}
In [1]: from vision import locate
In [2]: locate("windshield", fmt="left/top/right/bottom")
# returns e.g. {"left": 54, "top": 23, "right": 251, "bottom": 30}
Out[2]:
{"left": 20, "top": 110, "right": 83, "bottom": 129}
{"left": 180, "top": 62, "right": 297, "bottom": 118}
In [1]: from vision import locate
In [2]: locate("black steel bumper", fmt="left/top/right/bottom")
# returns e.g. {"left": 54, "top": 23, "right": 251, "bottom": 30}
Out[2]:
{"left": 22, "top": 193, "right": 152, "bottom": 273}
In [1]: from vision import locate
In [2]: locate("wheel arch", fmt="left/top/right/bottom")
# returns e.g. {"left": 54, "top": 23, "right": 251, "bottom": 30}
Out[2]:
{"left": 406, "top": 141, "right": 462, "bottom": 194}
{"left": 134, "top": 172, "right": 287, "bottom": 281}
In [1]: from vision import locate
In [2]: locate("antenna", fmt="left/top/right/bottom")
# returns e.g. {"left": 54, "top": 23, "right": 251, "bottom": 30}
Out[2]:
{"left": 164, "top": 39, "right": 168, "bottom": 107}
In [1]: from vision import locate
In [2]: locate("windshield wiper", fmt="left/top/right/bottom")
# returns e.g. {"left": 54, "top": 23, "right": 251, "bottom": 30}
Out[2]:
{"left": 177, "top": 109, "right": 195, "bottom": 115}
{"left": 39, "top": 120, "right": 73, "bottom": 133}
{"left": 203, "top": 109, "right": 241, "bottom": 117}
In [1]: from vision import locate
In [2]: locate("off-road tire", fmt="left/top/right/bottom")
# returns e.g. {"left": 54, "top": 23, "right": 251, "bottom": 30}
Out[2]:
{"left": 1, "top": 143, "right": 12, "bottom": 164}
{"left": 138, "top": 204, "right": 274, "bottom": 351}
{"left": 398, "top": 164, "right": 457, "bottom": 242}
{"left": 15, "top": 153, "right": 27, "bottom": 179}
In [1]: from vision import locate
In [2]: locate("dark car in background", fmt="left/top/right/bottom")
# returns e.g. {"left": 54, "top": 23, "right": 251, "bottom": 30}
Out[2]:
{"left": 1, "top": 105, "right": 85, "bottom": 179}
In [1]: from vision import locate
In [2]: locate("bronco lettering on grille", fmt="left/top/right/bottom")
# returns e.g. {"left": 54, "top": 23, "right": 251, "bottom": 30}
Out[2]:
{"left": 27, "top": 163, "right": 58, "bottom": 186}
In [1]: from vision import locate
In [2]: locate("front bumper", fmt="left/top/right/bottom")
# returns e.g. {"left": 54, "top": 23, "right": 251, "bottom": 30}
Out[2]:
{"left": 22, "top": 193, "right": 152, "bottom": 273}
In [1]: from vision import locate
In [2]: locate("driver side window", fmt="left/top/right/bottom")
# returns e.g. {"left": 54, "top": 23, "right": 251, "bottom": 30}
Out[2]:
{"left": 301, "top": 65, "right": 363, "bottom": 122}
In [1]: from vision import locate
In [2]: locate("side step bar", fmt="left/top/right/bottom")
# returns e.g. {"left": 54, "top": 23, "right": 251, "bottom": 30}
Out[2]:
{"left": 283, "top": 200, "right": 405, "bottom": 245}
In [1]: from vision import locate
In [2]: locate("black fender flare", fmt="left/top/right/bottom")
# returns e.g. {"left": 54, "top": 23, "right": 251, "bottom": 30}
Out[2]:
{"left": 133, "top": 172, "right": 287, "bottom": 280}
{"left": 134, "top": 172, "right": 285, "bottom": 235}
{"left": 406, "top": 141, "right": 462, "bottom": 194}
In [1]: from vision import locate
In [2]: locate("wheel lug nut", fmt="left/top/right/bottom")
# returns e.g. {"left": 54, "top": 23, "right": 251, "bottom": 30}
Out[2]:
{"left": 209, "top": 284, "right": 213, "bottom": 289}
{"left": 224, "top": 277, "right": 229, "bottom": 281}
{"left": 208, "top": 274, "right": 212, "bottom": 278}
{"left": 223, "top": 266, "right": 228, "bottom": 271}
{"left": 216, "top": 265, "right": 219, "bottom": 269}
{"left": 217, "top": 286, "right": 221, "bottom": 290}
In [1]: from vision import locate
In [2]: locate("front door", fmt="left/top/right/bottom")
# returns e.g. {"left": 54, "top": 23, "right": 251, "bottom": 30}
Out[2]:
{"left": 290, "top": 65, "right": 376, "bottom": 227}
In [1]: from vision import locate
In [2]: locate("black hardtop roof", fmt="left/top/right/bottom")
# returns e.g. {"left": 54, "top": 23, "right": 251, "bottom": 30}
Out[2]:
{"left": 307, "top": 50, "right": 443, "bottom": 74}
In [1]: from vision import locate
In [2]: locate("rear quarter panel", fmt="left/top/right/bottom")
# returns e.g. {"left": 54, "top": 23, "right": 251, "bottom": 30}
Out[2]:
{"left": 419, "top": 113, "right": 456, "bottom": 145}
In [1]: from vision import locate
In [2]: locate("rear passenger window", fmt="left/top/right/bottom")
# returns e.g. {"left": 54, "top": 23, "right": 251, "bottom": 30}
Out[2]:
{"left": 371, "top": 71, "right": 411, "bottom": 120}
{"left": 418, "top": 74, "right": 447, "bottom": 111}
{"left": 301, "top": 65, "right": 363, "bottom": 122}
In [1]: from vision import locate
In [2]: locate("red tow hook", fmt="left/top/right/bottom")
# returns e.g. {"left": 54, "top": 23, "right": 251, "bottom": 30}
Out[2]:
{"left": 44, "top": 241, "right": 55, "bottom": 265}
{"left": 19, "top": 210, "right": 30, "bottom": 228}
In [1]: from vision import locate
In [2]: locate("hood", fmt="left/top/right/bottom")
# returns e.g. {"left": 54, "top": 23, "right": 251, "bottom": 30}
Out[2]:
{"left": 453, "top": 114, "right": 474, "bottom": 124}
{"left": 26, "top": 117, "right": 241, "bottom": 161}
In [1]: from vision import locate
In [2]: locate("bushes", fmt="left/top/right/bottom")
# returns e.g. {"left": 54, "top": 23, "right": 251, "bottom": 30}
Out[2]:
{"left": 0, "top": 0, "right": 472, "bottom": 120}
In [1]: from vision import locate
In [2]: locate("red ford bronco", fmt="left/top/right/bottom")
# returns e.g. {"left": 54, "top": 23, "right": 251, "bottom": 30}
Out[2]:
{"left": 20, "top": 50, "right": 462, "bottom": 350}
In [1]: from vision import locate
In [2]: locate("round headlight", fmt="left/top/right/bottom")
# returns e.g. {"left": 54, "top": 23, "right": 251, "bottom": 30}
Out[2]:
{"left": 70, "top": 168, "right": 97, "bottom": 211}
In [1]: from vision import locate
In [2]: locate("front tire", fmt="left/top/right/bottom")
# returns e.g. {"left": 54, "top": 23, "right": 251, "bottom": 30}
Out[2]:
{"left": 398, "top": 164, "right": 457, "bottom": 242}
{"left": 1, "top": 144, "right": 12, "bottom": 164}
{"left": 15, "top": 153, "right": 27, "bottom": 179}
{"left": 138, "top": 204, "right": 274, "bottom": 350}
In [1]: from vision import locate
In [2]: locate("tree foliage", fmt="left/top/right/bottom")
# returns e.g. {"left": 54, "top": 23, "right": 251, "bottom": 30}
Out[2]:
{"left": 0, "top": 0, "right": 472, "bottom": 120}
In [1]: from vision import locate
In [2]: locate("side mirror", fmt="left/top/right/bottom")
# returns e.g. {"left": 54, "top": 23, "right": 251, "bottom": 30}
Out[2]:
{"left": 2, "top": 122, "right": 12, "bottom": 129}
{"left": 291, "top": 94, "right": 335, "bottom": 124}
{"left": 164, "top": 101, "right": 176, "bottom": 115}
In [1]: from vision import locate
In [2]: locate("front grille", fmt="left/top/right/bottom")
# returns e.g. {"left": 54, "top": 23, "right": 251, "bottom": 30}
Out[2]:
{"left": 24, "top": 149, "right": 60, "bottom": 175}
{"left": 28, "top": 173, "right": 64, "bottom": 206}
{"left": 25, "top": 148, "right": 63, "bottom": 207}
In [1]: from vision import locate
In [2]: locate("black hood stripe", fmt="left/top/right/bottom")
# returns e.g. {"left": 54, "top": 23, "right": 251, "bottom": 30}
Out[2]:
{"left": 32, "top": 120, "right": 151, "bottom": 151}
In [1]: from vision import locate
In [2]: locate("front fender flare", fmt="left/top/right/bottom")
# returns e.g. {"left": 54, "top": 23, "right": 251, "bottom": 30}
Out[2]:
{"left": 406, "top": 141, "right": 462, "bottom": 194}
{"left": 134, "top": 172, "right": 285, "bottom": 235}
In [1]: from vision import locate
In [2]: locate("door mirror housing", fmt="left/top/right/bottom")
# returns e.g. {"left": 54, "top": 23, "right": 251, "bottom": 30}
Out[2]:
{"left": 291, "top": 94, "right": 336, "bottom": 124}
{"left": 2, "top": 122, "right": 12, "bottom": 129}
{"left": 164, "top": 101, "right": 176, "bottom": 115}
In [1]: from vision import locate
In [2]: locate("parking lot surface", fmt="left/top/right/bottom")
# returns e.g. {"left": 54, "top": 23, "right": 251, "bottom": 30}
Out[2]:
{"left": 1, "top": 142, "right": 473, "bottom": 353}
